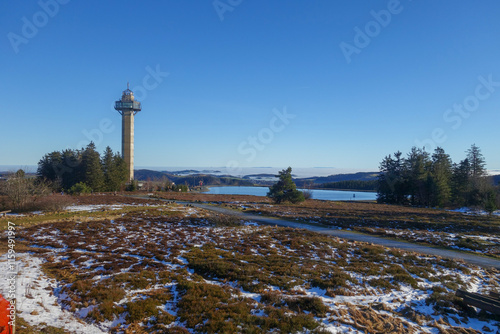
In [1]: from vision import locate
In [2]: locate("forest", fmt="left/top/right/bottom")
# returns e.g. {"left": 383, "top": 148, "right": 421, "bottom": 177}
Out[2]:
{"left": 377, "top": 144, "right": 499, "bottom": 211}
{"left": 319, "top": 180, "right": 377, "bottom": 191}
{"left": 37, "top": 142, "right": 128, "bottom": 193}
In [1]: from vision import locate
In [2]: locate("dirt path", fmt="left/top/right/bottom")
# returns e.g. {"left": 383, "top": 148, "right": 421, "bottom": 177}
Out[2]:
{"left": 137, "top": 196, "right": 500, "bottom": 270}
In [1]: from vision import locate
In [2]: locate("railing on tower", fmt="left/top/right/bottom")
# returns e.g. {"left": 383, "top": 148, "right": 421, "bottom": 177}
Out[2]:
{"left": 115, "top": 101, "right": 142, "bottom": 111}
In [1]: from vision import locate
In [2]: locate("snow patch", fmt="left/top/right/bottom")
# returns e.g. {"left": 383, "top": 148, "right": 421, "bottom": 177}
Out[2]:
{"left": 0, "top": 253, "right": 106, "bottom": 334}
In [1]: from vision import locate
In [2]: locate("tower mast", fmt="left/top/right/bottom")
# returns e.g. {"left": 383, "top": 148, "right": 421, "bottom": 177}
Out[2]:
{"left": 114, "top": 85, "right": 142, "bottom": 182}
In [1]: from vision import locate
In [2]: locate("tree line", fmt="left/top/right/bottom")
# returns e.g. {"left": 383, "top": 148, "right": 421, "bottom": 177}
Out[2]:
{"left": 320, "top": 180, "right": 377, "bottom": 191}
{"left": 37, "top": 142, "right": 128, "bottom": 193}
{"left": 377, "top": 144, "right": 498, "bottom": 211}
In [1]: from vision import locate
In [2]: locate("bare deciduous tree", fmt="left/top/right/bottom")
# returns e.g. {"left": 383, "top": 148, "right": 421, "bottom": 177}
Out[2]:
{"left": 0, "top": 170, "right": 51, "bottom": 211}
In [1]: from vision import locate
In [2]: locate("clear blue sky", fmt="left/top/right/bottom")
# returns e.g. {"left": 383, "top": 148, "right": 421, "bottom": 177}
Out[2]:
{"left": 1, "top": 1, "right": 499, "bottom": 172}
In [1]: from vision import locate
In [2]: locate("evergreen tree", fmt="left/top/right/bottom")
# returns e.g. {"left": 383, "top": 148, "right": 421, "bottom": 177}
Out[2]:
{"left": 404, "top": 147, "right": 431, "bottom": 206}
{"left": 451, "top": 159, "right": 470, "bottom": 207}
{"left": 377, "top": 144, "right": 494, "bottom": 209}
{"left": 377, "top": 151, "right": 406, "bottom": 204}
{"left": 466, "top": 144, "right": 488, "bottom": 206}
{"left": 467, "top": 144, "right": 487, "bottom": 179}
{"left": 69, "top": 182, "right": 92, "bottom": 195}
{"left": 484, "top": 188, "right": 497, "bottom": 215}
{"left": 102, "top": 146, "right": 114, "bottom": 191}
{"left": 113, "top": 152, "right": 128, "bottom": 189}
{"left": 429, "top": 147, "right": 452, "bottom": 207}
{"left": 60, "top": 149, "right": 82, "bottom": 190}
{"left": 267, "top": 167, "right": 305, "bottom": 204}
{"left": 80, "top": 142, "right": 104, "bottom": 192}
{"left": 102, "top": 146, "right": 128, "bottom": 191}
{"left": 377, "top": 154, "right": 396, "bottom": 204}
{"left": 37, "top": 151, "right": 63, "bottom": 188}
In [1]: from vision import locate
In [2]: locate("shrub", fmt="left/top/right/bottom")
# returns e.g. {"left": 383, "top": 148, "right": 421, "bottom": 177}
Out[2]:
{"left": 149, "top": 310, "right": 175, "bottom": 330}
{"left": 302, "top": 189, "right": 313, "bottom": 200}
{"left": 99, "top": 300, "right": 125, "bottom": 321}
{"left": 209, "top": 213, "right": 242, "bottom": 227}
{"left": 70, "top": 279, "right": 93, "bottom": 294}
{"left": 311, "top": 271, "right": 351, "bottom": 290}
{"left": 368, "top": 278, "right": 396, "bottom": 290}
{"left": 393, "top": 273, "right": 419, "bottom": 289}
{"left": 177, "top": 279, "right": 324, "bottom": 333}
{"left": 260, "top": 291, "right": 283, "bottom": 306}
{"left": 0, "top": 170, "right": 52, "bottom": 211}
{"left": 126, "top": 297, "right": 164, "bottom": 323}
{"left": 114, "top": 271, "right": 156, "bottom": 290}
{"left": 69, "top": 182, "right": 92, "bottom": 195}
{"left": 259, "top": 307, "right": 319, "bottom": 332}
{"left": 28, "top": 194, "right": 74, "bottom": 211}
{"left": 126, "top": 180, "right": 139, "bottom": 192}
{"left": 286, "top": 296, "right": 329, "bottom": 317}
{"left": 88, "top": 285, "right": 126, "bottom": 303}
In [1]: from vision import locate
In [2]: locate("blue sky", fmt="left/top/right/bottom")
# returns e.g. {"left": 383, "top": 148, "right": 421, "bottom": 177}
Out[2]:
{"left": 1, "top": 0, "right": 499, "bottom": 172}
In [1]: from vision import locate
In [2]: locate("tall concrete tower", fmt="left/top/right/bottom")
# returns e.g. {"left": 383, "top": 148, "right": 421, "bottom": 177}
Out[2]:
{"left": 115, "top": 84, "right": 141, "bottom": 182}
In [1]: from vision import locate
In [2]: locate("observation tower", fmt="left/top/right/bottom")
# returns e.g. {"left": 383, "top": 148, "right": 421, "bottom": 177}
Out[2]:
{"left": 115, "top": 83, "right": 141, "bottom": 182}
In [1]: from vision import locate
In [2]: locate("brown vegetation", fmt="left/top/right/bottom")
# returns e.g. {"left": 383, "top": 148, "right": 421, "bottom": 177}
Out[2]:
{"left": 154, "top": 192, "right": 500, "bottom": 258}
{"left": 7, "top": 194, "right": 500, "bottom": 333}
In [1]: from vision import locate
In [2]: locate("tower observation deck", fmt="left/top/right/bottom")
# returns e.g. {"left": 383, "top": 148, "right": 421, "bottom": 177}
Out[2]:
{"left": 115, "top": 84, "right": 141, "bottom": 182}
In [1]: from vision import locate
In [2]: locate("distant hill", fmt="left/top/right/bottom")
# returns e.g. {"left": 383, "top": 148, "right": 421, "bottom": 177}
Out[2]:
{"left": 134, "top": 169, "right": 382, "bottom": 189}
{"left": 134, "top": 169, "right": 253, "bottom": 187}
{"left": 173, "top": 175, "right": 253, "bottom": 187}
{"left": 243, "top": 174, "right": 276, "bottom": 179}
{"left": 135, "top": 169, "right": 169, "bottom": 181}
{"left": 295, "top": 172, "right": 379, "bottom": 186}
{"left": 317, "top": 180, "right": 378, "bottom": 191}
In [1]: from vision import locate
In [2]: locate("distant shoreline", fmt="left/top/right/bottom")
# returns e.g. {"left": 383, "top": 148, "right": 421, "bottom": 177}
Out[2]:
{"left": 202, "top": 185, "right": 376, "bottom": 193}
{"left": 201, "top": 185, "right": 378, "bottom": 201}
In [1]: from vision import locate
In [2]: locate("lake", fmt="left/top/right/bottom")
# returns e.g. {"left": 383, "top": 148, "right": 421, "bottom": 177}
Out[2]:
{"left": 203, "top": 186, "right": 377, "bottom": 201}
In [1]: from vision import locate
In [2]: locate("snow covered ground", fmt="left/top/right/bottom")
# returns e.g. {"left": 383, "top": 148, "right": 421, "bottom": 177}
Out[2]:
{"left": 0, "top": 253, "right": 106, "bottom": 333}
{"left": 449, "top": 207, "right": 500, "bottom": 216}
{"left": 64, "top": 204, "right": 130, "bottom": 212}
{"left": 3, "top": 203, "right": 500, "bottom": 333}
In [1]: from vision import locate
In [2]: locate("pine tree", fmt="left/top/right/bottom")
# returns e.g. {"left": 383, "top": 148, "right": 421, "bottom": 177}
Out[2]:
{"left": 267, "top": 167, "right": 305, "bottom": 204}
{"left": 61, "top": 149, "right": 82, "bottom": 190}
{"left": 465, "top": 144, "right": 488, "bottom": 206}
{"left": 377, "top": 144, "right": 493, "bottom": 210}
{"left": 102, "top": 146, "right": 128, "bottom": 191}
{"left": 451, "top": 159, "right": 470, "bottom": 207}
{"left": 377, "top": 151, "right": 408, "bottom": 204}
{"left": 404, "top": 147, "right": 431, "bottom": 206}
{"left": 102, "top": 146, "right": 114, "bottom": 191}
{"left": 484, "top": 188, "right": 497, "bottom": 215}
{"left": 378, "top": 153, "right": 397, "bottom": 203}
{"left": 37, "top": 151, "right": 63, "bottom": 187}
{"left": 429, "top": 147, "right": 452, "bottom": 207}
{"left": 113, "top": 152, "right": 128, "bottom": 188}
{"left": 81, "top": 142, "right": 104, "bottom": 192}
{"left": 467, "top": 144, "right": 487, "bottom": 179}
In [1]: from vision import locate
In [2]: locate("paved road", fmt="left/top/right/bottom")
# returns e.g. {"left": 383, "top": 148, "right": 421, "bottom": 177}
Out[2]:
{"left": 138, "top": 196, "right": 500, "bottom": 270}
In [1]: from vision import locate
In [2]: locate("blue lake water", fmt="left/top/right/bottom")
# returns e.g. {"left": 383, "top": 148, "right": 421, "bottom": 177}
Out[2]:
{"left": 203, "top": 186, "right": 377, "bottom": 201}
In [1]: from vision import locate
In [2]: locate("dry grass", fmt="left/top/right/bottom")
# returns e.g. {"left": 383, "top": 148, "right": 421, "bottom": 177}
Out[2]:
{"left": 332, "top": 303, "right": 417, "bottom": 333}
{"left": 8, "top": 194, "right": 500, "bottom": 333}
{"left": 155, "top": 192, "right": 500, "bottom": 258}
